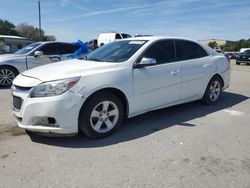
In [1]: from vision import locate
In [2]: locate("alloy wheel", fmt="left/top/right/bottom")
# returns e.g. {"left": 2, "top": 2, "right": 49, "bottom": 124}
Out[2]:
{"left": 0, "top": 68, "right": 15, "bottom": 86}
{"left": 209, "top": 80, "right": 221, "bottom": 102}
{"left": 90, "top": 101, "right": 119, "bottom": 133}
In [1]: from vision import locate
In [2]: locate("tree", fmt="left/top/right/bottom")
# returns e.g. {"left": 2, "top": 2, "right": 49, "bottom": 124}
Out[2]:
{"left": 0, "top": 38, "right": 4, "bottom": 53}
{"left": 43, "top": 35, "right": 56, "bottom": 41}
{"left": 208, "top": 41, "right": 218, "bottom": 49}
{"left": 0, "top": 19, "right": 19, "bottom": 36}
{"left": 16, "top": 23, "right": 56, "bottom": 41}
{"left": 220, "top": 39, "right": 250, "bottom": 51}
{"left": 16, "top": 23, "right": 43, "bottom": 41}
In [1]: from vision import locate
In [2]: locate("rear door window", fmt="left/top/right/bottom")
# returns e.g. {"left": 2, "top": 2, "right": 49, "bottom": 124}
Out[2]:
{"left": 142, "top": 40, "right": 176, "bottom": 64}
{"left": 175, "top": 40, "right": 207, "bottom": 61}
{"left": 59, "top": 43, "right": 78, "bottom": 54}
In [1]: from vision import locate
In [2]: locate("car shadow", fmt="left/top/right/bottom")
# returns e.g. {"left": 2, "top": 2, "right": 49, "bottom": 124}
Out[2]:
{"left": 29, "top": 92, "right": 249, "bottom": 148}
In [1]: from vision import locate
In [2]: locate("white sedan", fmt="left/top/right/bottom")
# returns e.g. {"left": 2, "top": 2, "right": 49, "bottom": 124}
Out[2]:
{"left": 11, "top": 36, "right": 230, "bottom": 138}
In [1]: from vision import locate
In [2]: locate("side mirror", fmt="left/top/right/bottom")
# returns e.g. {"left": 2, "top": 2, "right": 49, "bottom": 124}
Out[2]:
{"left": 135, "top": 57, "right": 156, "bottom": 68}
{"left": 34, "top": 51, "right": 44, "bottom": 57}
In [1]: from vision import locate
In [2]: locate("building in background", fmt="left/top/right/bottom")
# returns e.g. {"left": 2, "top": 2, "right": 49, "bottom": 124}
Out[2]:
{"left": 0, "top": 35, "right": 33, "bottom": 54}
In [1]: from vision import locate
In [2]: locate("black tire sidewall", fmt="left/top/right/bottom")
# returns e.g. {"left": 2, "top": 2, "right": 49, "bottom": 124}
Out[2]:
{"left": 79, "top": 92, "right": 124, "bottom": 138}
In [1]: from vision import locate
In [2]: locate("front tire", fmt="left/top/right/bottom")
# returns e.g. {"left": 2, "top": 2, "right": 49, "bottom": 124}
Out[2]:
{"left": 202, "top": 76, "right": 223, "bottom": 105}
{"left": 79, "top": 92, "right": 124, "bottom": 138}
{"left": 0, "top": 66, "right": 18, "bottom": 87}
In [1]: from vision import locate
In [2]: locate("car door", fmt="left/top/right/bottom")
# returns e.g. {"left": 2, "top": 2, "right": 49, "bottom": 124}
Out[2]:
{"left": 175, "top": 40, "right": 211, "bottom": 100}
{"left": 59, "top": 43, "right": 78, "bottom": 60}
{"left": 26, "top": 43, "right": 60, "bottom": 69}
{"left": 132, "top": 40, "right": 181, "bottom": 114}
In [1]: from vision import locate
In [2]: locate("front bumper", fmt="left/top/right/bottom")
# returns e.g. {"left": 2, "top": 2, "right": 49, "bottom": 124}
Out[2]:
{"left": 12, "top": 88, "right": 85, "bottom": 135}
{"left": 236, "top": 60, "right": 250, "bottom": 63}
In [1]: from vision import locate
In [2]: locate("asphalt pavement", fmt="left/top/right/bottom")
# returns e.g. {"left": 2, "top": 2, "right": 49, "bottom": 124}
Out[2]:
{"left": 0, "top": 61, "right": 250, "bottom": 188}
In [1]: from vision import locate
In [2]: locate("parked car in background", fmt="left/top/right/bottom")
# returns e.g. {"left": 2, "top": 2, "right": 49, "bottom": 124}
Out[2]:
{"left": 236, "top": 50, "right": 250, "bottom": 65}
{"left": 225, "top": 52, "right": 236, "bottom": 59}
{"left": 240, "top": 48, "right": 250, "bottom": 53}
{"left": 0, "top": 41, "right": 79, "bottom": 87}
{"left": 11, "top": 36, "right": 230, "bottom": 138}
{"left": 97, "top": 32, "right": 132, "bottom": 47}
{"left": 87, "top": 39, "right": 98, "bottom": 50}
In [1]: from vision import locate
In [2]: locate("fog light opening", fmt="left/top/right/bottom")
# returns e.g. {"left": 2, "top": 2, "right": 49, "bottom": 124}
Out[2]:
{"left": 32, "top": 117, "right": 59, "bottom": 127}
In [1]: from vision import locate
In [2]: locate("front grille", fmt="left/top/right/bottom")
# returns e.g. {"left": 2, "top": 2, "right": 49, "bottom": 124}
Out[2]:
{"left": 13, "top": 85, "right": 32, "bottom": 91}
{"left": 13, "top": 96, "right": 22, "bottom": 110}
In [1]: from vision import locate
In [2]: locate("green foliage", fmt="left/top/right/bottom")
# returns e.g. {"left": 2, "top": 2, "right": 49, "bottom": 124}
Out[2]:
{"left": 16, "top": 23, "right": 45, "bottom": 41}
{"left": 0, "top": 19, "right": 19, "bottom": 36}
{"left": 208, "top": 41, "right": 218, "bottom": 49}
{"left": 221, "top": 39, "right": 250, "bottom": 51}
{"left": 0, "top": 38, "right": 4, "bottom": 53}
{"left": 0, "top": 19, "right": 56, "bottom": 41}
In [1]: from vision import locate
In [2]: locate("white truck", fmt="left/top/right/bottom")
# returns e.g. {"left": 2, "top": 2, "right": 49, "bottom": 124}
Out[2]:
{"left": 97, "top": 32, "right": 131, "bottom": 47}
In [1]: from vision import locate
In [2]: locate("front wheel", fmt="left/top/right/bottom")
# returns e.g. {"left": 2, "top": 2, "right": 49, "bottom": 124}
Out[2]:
{"left": 0, "top": 66, "right": 18, "bottom": 87}
{"left": 79, "top": 92, "right": 124, "bottom": 138}
{"left": 202, "top": 76, "right": 222, "bottom": 105}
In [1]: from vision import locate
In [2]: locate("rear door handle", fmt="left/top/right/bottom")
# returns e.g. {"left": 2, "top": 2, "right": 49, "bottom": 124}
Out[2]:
{"left": 49, "top": 56, "right": 61, "bottom": 62}
{"left": 171, "top": 69, "right": 179, "bottom": 75}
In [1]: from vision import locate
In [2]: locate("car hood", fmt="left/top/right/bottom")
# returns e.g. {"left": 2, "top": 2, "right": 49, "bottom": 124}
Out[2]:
{"left": 0, "top": 54, "right": 25, "bottom": 62}
{"left": 21, "top": 59, "right": 120, "bottom": 82}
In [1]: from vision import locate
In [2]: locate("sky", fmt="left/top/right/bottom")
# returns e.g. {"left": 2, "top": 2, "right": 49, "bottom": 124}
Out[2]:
{"left": 0, "top": 0, "right": 250, "bottom": 42}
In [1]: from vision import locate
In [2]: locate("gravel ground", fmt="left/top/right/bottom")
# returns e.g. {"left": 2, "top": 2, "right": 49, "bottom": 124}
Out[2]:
{"left": 0, "top": 60, "right": 250, "bottom": 188}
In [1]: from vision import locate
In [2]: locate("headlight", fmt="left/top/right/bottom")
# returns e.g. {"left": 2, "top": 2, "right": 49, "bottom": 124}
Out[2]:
{"left": 30, "top": 76, "right": 80, "bottom": 98}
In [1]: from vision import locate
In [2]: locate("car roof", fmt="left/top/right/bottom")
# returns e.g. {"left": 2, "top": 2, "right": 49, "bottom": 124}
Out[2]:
{"left": 37, "top": 41, "right": 73, "bottom": 45}
{"left": 122, "top": 36, "right": 216, "bottom": 55}
{"left": 123, "top": 36, "right": 200, "bottom": 43}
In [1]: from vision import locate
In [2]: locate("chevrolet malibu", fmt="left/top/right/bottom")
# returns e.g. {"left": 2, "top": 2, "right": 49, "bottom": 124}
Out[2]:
{"left": 11, "top": 37, "right": 230, "bottom": 138}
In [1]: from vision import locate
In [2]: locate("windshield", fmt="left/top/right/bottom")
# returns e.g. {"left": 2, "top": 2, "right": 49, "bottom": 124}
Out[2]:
{"left": 15, "top": 42, "right": 42, "bottom": 55}
{"left": 85, "top": 40, "right": 147, "bottom": 62}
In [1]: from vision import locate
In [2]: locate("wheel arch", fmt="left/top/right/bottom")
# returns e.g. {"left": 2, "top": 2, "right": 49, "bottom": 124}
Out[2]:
{"left": 79, "top": 87, "right": 129, "bottom": 120}
{"left": 0, "top": 64, "right": 19, "bottom": 75}
{"left": 211, "top": 73, "right": 224, "bottom": 88}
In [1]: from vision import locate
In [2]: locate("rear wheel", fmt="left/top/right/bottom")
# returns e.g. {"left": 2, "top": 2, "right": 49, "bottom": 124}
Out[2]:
{"left": 236, "top": 61, "right": 240, "bottom": 65}
{"left": 0, "top": 66, "right": 18, "bottom": 87}
{"left": 79, "top": 92, "right": 124, "bottom": 138}
{"left": 202, "top": 76, "right": 222, "bottom": 105}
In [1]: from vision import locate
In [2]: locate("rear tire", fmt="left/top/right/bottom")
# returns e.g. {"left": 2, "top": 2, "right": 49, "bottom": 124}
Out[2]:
{"left": 0, "top": 66, "right": 18, "bottom": 87}
{"left": 202, "top": 76, "right": 223, "bottom": 105}
{"left": 79, "top": 92, "right": 124, "bottom": 138}
{"left": 236, "top": 61, "right": 240, "bottom": 65}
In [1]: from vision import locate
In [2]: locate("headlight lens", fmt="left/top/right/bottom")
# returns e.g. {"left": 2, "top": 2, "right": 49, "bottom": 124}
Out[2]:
{"left": 30, "top": 76, "right": 80, "bottom": 98}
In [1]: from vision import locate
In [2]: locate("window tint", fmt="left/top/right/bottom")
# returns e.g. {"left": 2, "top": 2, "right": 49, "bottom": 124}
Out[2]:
{"left": 59, "top": 43, "right": 78, "bottom": 54}
{"left": 243, "top": 50, "right": 250, "bottom": 55}
{"left": 175, "top": 40, "right": 207, "bottom": 61}
{"left": 115, "top": 34, "right": 122, "bottom": 39}
{"left": 39, "top": 43, "right": 59, "bottom": 55}
{"left": 121, "top": 33, "right": 132, "bottom": 38}
{"left": 142, "top": 40, "right": 175, "bottom": 64}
